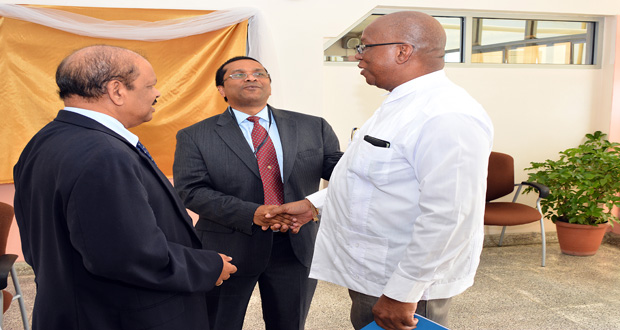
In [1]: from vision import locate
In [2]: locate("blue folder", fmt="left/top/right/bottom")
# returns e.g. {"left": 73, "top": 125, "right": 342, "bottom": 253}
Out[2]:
{"left": 361, "top": 314, "right": 449, "bottom": 330}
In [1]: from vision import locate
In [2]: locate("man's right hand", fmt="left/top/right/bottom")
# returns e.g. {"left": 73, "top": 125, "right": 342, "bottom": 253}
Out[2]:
{"left": 253, "top": 205, "right": 297, "bottom": 232}
{"left": 265, "top": 199, "right": 315, "bottom": 233}
{"left": 215, "top": 254, "right": 237, "bottom": 287}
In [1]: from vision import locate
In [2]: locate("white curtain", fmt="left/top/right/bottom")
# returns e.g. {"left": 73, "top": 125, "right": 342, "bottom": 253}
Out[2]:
{"left": 0, "top": 4, "right": 281, "bottom": 99}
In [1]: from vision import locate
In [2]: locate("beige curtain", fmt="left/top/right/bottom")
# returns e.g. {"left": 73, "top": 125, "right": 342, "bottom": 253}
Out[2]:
{"left": 0, "top": 5, "right": 251, "bottom": 182}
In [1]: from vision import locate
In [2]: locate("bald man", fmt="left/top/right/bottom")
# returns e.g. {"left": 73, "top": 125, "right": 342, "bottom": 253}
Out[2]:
{"left": 14, "top": 45, "right": 236, "bottom": 330}
{"left": 269, "top": 11, "right": 494, "bottom": 330}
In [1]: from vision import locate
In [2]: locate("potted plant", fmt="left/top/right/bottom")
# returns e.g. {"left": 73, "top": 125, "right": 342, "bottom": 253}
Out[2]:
{"left": 524, "top": 131, "right": 620, "bottom": 256}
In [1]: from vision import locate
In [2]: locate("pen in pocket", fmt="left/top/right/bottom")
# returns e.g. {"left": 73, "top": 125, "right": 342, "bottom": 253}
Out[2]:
{"left": 363, "top": 135, "right": 390, "bottom": 148}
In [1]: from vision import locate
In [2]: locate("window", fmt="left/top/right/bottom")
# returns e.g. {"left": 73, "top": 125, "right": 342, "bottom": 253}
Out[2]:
{"left": 472, "top": 18, "right": 595, "bottom": 64}
{"left": 323, "top": 9, "right": 601, "bottom": 66}
{"left": 324, "top": 14, "right": 463, "bottom": 63}
{"left": 437, "top": 16, "right": 464, "bottom": 63}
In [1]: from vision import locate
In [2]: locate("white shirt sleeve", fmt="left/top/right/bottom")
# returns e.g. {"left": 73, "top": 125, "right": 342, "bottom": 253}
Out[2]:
{"left": 306, "top": 188, "right": 328, "bottom": 210}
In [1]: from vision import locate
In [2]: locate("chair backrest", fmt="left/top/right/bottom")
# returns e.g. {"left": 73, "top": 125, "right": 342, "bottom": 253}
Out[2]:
{"left": 0, "top": 202, "right": 14, "bottom": 256}
{"left": 486, "top": 152, "right": 515, "bottom": 202}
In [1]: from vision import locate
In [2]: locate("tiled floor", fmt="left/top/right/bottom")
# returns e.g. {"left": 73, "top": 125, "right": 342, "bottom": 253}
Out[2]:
{"left": 3, "top": 237, "right": 620, "bottom": 330}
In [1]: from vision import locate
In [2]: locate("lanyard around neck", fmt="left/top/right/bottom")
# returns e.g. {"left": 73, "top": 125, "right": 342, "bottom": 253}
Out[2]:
{"left": 228, "top": 106, "right": 273, "bottom": 157}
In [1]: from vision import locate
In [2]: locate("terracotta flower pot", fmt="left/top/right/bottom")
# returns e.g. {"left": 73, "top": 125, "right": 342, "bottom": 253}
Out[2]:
{"left": 555, "top": 221, "right": 609, "bottom": 256}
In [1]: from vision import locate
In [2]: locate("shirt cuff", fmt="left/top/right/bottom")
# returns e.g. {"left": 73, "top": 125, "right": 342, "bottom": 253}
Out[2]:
{"left": 383, "top": 269, "right": 431, "bottom": 303}
{"left": 306, "top": 188, "right": 327, "bottom": 210}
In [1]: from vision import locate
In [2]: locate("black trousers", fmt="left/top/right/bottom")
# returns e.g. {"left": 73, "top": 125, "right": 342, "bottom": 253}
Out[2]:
{"left": 206, "top": 233, "right": 317, "bottom": 330}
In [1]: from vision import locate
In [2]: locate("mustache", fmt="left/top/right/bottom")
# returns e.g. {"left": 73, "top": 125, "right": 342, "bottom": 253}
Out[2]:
{"left": 152, "top": 97, "right": 158, "bottom": 106}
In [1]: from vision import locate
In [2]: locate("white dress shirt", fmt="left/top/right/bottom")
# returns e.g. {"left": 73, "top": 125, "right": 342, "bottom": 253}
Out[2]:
{"left": 63, "top": 107, "right": 139, "bottom": 146}
{"left": 308, "top": 70, "right": 494, "bottom": 302}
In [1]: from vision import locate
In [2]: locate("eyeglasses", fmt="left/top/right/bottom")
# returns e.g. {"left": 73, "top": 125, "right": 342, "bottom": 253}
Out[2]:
{"left": 224, "top": 72, "right": 270, "bottom": 81}
{"left": 355, "top": 42, "right": 413, "bottom": 54}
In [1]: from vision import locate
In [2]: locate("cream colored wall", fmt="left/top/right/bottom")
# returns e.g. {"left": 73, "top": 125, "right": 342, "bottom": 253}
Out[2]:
{"left": 1, "top": 0, "right": 619, "bottom": 257}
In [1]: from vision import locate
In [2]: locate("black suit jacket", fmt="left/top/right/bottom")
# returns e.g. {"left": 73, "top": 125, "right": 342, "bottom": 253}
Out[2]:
{"left": 13, "top": 110, "right": 223, "bottom": 330}
{"left": 173, "top": 106, "right": 342, "bottom": 275}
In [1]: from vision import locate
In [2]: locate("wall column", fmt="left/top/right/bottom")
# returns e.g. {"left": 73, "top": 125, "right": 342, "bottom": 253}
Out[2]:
{"left": 609, "top": 16, "right": 620, "bottom": 234}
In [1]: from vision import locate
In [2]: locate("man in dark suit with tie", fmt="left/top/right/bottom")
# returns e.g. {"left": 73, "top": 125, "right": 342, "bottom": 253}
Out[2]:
{"left": 13, "top": 45, "right": 237, "bottom": 330}
{"left": 173, "top": 56, "right": 343, "bottom": 330}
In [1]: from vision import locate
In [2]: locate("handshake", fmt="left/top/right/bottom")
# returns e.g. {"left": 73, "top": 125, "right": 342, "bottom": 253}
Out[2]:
{"left": 253, "top": 199, "right": 318, "bottom": 234}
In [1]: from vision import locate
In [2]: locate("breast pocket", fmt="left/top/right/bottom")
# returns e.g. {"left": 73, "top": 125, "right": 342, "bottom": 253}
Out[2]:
{"left": 348, "top": 140, "right": 394, "bottom": 186}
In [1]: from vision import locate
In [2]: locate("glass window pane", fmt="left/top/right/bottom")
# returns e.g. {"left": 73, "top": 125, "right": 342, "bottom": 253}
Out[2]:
{"left": 472, "top": 50, "right": 503, "bottom": 64}
{"left": 473, "top": 18, "right": 595, "bottom": 65}
{"left": 435, "top": 16, "right": 463, "bottom": 63}
{"left": 477, "top": 19, "right": 526, "bottom": 45}
{"left": 573, "top": 43, "right": 586, "bottom": 64}
{"left": 536, "top": 21, "right": 588, "bottom": 39}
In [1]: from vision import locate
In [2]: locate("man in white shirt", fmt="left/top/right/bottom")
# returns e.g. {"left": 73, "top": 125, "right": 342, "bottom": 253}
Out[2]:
{"left": 268, "top": 11, "right": 493, "bottom": 330}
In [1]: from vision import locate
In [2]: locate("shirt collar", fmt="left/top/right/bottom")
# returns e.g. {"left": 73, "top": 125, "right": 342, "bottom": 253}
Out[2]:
{"left": 63, "top": 107, "right": 139, "bottom": 146}
{"left": 230, "top": 105, "right": 269, "bottom": 125}
{"left": 384, "top": 70, "right": 446, "bottom": 104}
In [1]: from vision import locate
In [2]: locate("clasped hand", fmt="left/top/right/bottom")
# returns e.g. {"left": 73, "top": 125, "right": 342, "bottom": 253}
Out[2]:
{"left": 253, "top": 199, "right": 315, "bottom": 234}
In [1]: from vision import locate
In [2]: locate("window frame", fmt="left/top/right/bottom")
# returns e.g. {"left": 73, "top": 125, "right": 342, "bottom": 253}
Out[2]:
{"left": 323, "top": 7, "right": 605, "bottom": 69}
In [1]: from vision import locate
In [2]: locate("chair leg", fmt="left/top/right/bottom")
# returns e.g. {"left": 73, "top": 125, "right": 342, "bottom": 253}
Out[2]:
{"left": 539, "top": 217, "right": 546, "bottom": 267}
{"left": 10, "top": 266, "right": 30, "bottom": 330}
{"left": 499, "top": 226, "right": 507, "bottom": 246}
{"left": 0, "top": 290, "right": 4, "bottom": 328}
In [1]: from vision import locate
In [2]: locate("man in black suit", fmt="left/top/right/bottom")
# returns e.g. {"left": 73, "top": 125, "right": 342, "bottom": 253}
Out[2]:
{"left": 13, "top": 45, "right": 237, "bottom": 330}
{"left": 173, "top": 56, "right": 343, "bottom": 330}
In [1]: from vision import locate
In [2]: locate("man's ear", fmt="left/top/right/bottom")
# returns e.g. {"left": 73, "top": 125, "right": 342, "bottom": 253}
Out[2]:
{"left": 395, "top": 44, "right": 414, "bottom": 64}
{"left": 217, "top": 85, "right": 226, "bottom": 98}
{"left": 107, "top": 80, "right": 124, "bottom": 106}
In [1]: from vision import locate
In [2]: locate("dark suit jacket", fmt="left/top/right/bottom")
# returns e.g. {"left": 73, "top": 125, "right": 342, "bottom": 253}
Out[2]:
{"left": 173, "top": 106, "right": 342, "bottom": 276}
{"left": 13, "top": 110, "right": 223, "bottom": 330}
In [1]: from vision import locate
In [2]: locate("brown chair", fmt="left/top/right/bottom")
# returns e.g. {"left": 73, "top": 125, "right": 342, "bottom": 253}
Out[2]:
{"left": 484, "top": 152, "right": 550, "bottom": 267}
{"left": 0, "top": 202, "right": 30, "bottom": 329}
